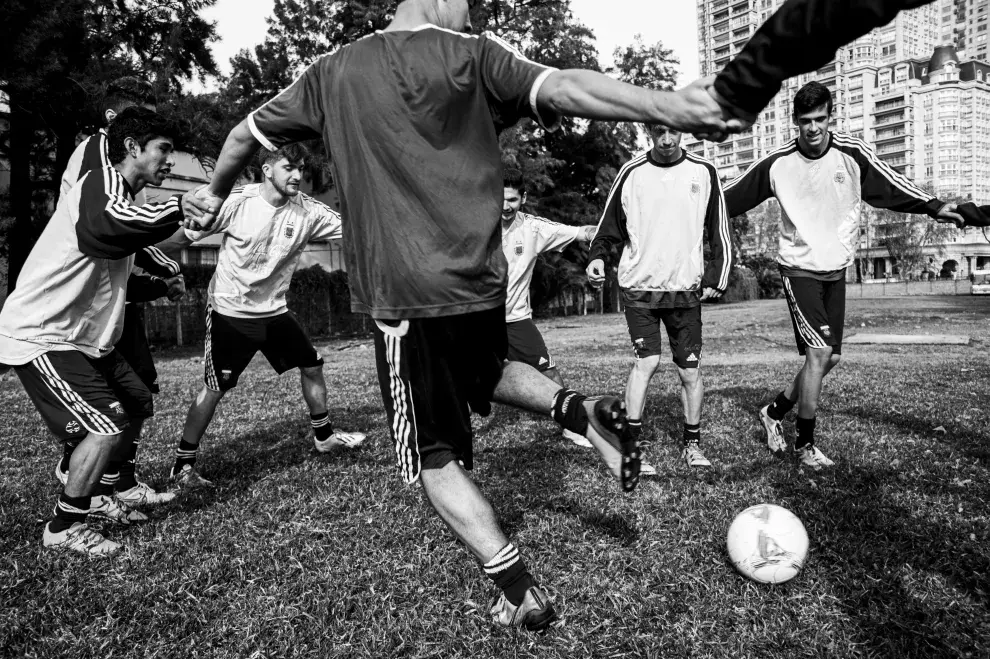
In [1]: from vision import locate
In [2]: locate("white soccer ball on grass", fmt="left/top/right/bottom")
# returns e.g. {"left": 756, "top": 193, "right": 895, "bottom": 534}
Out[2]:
{"left": 726, "top": 503, "right": 809, "bottom": 584}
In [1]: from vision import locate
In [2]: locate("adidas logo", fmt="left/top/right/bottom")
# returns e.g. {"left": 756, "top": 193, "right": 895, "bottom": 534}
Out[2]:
{"left": 687, "top": 353, "right": 698, "bottom": 362}
{"left": 539, "top": 357, "right": 549, "bottom": 366}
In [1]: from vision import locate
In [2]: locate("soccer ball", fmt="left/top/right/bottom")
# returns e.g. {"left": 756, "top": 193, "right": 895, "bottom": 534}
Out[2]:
{"left": 726, "top": 503, "right": 809, "bottom": 584}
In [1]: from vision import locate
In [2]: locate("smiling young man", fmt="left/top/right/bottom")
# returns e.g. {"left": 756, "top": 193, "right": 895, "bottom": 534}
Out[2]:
{"left": 725, "top": 81, "right": 962, "bottom": 469}
{"left": 0, "top": 107, "right": 199, "bottom": 555}
{"left": 168, "top": 144, "right": 366, "bottom": 490}
{"left": 588, "top": 123, "right": 731, "bottom": 469}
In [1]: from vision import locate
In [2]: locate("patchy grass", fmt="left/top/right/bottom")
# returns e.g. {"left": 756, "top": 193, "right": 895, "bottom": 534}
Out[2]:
{"left": 1, "top": 297, "right": 988, "bottom": 658}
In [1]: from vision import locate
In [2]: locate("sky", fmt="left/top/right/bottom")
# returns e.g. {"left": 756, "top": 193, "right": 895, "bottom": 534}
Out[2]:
{"left": 199, "top": 0, "right": 700, "bottom": 87}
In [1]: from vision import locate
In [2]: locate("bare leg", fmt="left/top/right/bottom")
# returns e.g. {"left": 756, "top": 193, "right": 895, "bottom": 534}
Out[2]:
{"left": 783, "top": 349, "right": 839, "bottom": 418}
{"left": 299, "top": 364, "right": 328, "bottom": 415}
{"left": 181, "top": 386, "right": 226, "bottom": 447}
{"left": 419, "top": 461, "right": 508, "bottom": 561}
{"left": 65, "top": 433, "right": 124, "bottom": 498}
{"left": 676, "top": 366, "right": 703, "bottom": 426}
{"left": 625, "top": 355, "right": 661, "bottom": 420}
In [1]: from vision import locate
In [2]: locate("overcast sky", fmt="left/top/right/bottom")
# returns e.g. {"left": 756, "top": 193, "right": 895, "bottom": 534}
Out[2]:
{"left": 200, "top": 0, "right": 700, "bottom": 87}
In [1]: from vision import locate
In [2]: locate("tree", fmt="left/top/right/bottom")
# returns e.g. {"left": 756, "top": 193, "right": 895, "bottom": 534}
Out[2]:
{"left": 872, "top": 184, "right": 963, "bottom": 280}
{"left": 0, "top": 0, "right": 219, "bottom": 293}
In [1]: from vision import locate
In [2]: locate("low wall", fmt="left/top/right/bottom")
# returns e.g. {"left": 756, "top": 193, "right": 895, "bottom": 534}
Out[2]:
{"left": 848, "top": 280, "right": 973, "bottom": 298}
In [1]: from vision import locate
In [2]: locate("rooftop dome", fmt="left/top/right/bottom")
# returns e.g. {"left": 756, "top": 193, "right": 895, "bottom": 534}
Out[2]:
{"left": 928, "top": 45, "right": 960, "bottom": 73}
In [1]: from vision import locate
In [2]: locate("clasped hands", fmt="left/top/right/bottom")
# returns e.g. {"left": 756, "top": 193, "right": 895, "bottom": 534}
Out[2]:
{"left": 669, "top": 76, "right": 757, "bottom": 143}
{"left": 180, "top": 185, "right": 226, "bottom": 231}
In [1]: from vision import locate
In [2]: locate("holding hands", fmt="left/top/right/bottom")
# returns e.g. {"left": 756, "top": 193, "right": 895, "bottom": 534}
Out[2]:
{"left": 180, "top": 185, "right": 225, "bottom": 231}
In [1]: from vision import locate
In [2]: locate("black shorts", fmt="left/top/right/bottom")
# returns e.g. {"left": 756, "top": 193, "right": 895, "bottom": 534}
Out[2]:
{"left": 781, "top": 274, "right": 845, "bottom": 356}
{"left": 14, "top": 350, "right": 153, "bottom": 441}
{"left": 624, "top": 305, "right": 703, "bottom": 369}
{"left": 373, "top": 306, "right": 506, "bottom": 484}
{"left": 204, "top": 306, "right": 324, "bottom": 391}
{"left": 505, "top": 318, "right": 555, "bottom": 371}
{"left": 116, "top": 304, "right": 159, "bottom": 393}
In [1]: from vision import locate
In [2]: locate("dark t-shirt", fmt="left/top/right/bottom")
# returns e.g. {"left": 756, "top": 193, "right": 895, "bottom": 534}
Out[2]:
{"left": 249, "top": 26, "right": 558, "bottom": 319}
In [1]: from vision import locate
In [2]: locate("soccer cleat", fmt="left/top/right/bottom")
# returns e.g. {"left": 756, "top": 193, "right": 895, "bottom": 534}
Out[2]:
{"left": 682, "top": 443, "right": 712, "bottom": 468}
{"left": 490, "top": 586, "right": 557, "bottom": 631}
{"left": 314, "top": 430, "right": 367, "bottom": 453}
{"left": 795, "top": 444, "right": 834, "bottom": 470}
{"left": 586, "top": 396, "right": 640, "bottom": 493}
{"left": 562, "top": 428, "right": 592, "bottom": 448}
{"left": 88, "top": 495, "right": 148, "bottom": 525}
{"left": 169, "top": 464, "right": 214, "bottom": 490}
{"left": 640, "top": 461, "right": 657, "bottom": 477}
{"left": 116, "top": 481, "right": 176, "bottom": 507}
{"left": 759, "top": 404, "right": 788, "bottom": 455}
{"left": 43, "top": 522, "right": 122, "bottom": 556}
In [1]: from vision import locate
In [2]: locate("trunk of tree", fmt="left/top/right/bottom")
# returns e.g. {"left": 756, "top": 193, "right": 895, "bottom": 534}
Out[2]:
{"left": 7, "top": 98, "right": 35, "bottom": 295}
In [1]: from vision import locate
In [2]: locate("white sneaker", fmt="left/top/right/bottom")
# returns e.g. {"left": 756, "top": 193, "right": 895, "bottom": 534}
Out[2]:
{"left": 43, "top": 522, "right": 121, "bottom": 555}
{"left": 640, "top": 461, "right": 657, "bottom": 476}
{"left": 89, "top": 494, "right": 148, "bottom": 525}
{"left": 562, "top": 428, "right": 592, "bottom": 448}
{"left": 314, "top": 430, "right": 367, "bottom": 453}
{"left": 116, "top": 482, "right": 176, "bottom": 507}
{"left": 795, "top": 445, "right": 834, "bottom": 470}
{"left": 682, "top": 443, "right": 712, "bottom": 468}
{"left": 169, "top": 464, "right": 214, "bottom": 490}
{"left": 759, "top": 404, "right": 787, "bottom": 454}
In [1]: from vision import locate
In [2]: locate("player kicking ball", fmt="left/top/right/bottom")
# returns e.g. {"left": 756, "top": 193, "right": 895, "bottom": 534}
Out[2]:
{"left": 168, "top": 144, "right": 365, "bottom": 489}
{"left": 588, "top": 123, "right": 731, "bottom": 469}
{"left": 725, "top": 82, "right": 962, "bottom": 469}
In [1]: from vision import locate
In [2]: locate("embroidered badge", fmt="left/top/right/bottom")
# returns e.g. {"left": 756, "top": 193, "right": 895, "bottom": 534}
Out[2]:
{"left": 691, "top": 181, "right": 701, "bottom": 195}
{"left": 834, "top": 170, "right": 846, "bottom": 184}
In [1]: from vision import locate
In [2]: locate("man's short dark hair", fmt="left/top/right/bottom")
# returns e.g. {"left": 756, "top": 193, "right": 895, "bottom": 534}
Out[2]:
{"left": 793, "top": 81, "right": 833, "bottom": 116}
{"left": 258, "top": 143, "right": 310, "bottom": 170}
{"left": 503, "top": 168, "right": 525, "bottom": 193}
{"left": 105, "top": 77, "right": 157, "bottom": 116}
{"left": 106, "top": 106, "right": 174, "bottom": 165}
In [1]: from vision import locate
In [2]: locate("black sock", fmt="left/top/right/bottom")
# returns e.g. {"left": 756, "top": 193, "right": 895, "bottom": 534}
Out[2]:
{"left": 117, "top": 437, "right": 139, "bottom": 491}
{"left": 551, "top": 389, "right": 589, "bottom": 436}
{"left": 95, "top": 463, "right": 120, "bottom": 497}
{"left": 628, "top": 419, "right": 642, "bottom": 442}
{"left": 767, "top": 391, "right": 796, "bottom": 421}
{"left": 173, "top": 440, "right": 199, "bottom": 474}
{"left": 795, "top": 416, "right": 816, "bottom": 450}
{"left": 311, "top": 412, "right": 334, "bottom": 441}
{"left": 683, "top": 422, "right": 701, "bottom": 446}
{"left": 49, "top": 493, "right": 90, "bottom": 533}
{"left": 484, "top": 543, "right": 536, "bottom": 607}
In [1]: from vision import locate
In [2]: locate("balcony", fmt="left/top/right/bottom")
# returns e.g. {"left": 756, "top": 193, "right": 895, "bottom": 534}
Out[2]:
{"left": 730, "top": 16, "right": 750, "bottom": 29}
{"left": 874, "top": 96, "right": 906, "bottom": 112}
{"left": 874, "top": 112, "right": 906, "bottom": 126}
{"left": 712, "top": 0, "right": 729, "bottom": 10}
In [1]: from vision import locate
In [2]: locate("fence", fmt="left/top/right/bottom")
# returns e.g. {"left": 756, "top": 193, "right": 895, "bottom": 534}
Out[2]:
{"left": 848, "top": 279, "right": 974, "bottom": 298}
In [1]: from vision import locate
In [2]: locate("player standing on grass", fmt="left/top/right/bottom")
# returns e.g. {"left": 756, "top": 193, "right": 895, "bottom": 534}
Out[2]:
{"left": 0, "top": 107, "right": 211, "bottom": 555}
{"left": 167, "top": 144, "right": 366, "bottom": 490}
{"left": 587, "top": 123, "right": 731, "bottom": 469}
{"left": 499, "top": 168, "right": 598, "bottom": 447}
{"left": 724, "top": 82, "right": 962, "bottom": 469}
{"left": 182, "top": 0, "right": 729, "bottom": 630}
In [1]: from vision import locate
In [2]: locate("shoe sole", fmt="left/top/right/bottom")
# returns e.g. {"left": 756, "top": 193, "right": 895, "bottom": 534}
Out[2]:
{"left": 521, "top": 603, "right": 558, "bottom": 631}
{"left": 591, "top": 397, "right": 640, "bottom": 493}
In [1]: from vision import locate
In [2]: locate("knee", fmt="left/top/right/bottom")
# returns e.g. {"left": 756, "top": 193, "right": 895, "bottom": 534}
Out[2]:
{"left": 300, "top": 364, "right": 324, "bottom": 380}
{"left": 805, "top": 347, "right": 833, "bottom": 370}
{"left": 634, "top": 355, "right": 661, "bottom": 375}
{"left": 677, "top": 366, "right": 702, "bottom": 387}
{"left": 828, "top": 354, "right": 841, "bottom": 369}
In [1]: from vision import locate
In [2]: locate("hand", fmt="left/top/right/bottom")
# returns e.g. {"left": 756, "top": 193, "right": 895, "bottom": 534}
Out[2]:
{"left": 663, "top": 77, "right": 728, "bottom": 139}
{"left": 181, "top": 185, "right": 223, "bottom": 230}
{"left": 935, "top": 202, "right": 964, "bottom": 229}
{"left": 165, "top": 275, "right": 186, "bottom": 302}
{"left": 700, "top": 287, "right": 723, "bottom": 301}
{"left": 581, "top": 225, "right": 597, "bottom": 242}
{"left": 693, "top": 82, "right": 758, "bottom": 142}
{"left": 586, "top": 258, "right": 606, "bottom": 288}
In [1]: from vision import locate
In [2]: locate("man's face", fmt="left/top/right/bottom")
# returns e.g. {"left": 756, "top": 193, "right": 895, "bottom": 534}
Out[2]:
{"left": 650, "top": 126, "right": 683, "bottom": 156}
{"left": 502, "top": 186, "right": 525, "bottom": 221}
{"left": 794, "top": 104, "right": 832, "bottom": 150}
{"left": 438, "top": 0, "right": 474, "bottom": 33}
{"left": 265, "top": 157, "right": 305, "bottom": 197}
{"left": 133, "top": 136, "right": 175, "bottom": 186}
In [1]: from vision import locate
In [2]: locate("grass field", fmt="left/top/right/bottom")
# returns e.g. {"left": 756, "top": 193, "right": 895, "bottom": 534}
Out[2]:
{"left": 1, "top": 296, "right": 988, "bottom": 658}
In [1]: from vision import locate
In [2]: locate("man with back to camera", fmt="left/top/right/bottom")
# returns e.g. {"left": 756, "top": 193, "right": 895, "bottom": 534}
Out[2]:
{"left": 181, "top": 0, "right": 730, "bottom": 630}
{"left": 725, "top": 82, "right": 961, "bottom": 469}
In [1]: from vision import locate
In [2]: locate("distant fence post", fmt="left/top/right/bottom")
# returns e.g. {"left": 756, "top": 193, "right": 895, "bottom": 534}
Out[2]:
{"left": 175, "top": 300, "right": 184, "bottom": 347}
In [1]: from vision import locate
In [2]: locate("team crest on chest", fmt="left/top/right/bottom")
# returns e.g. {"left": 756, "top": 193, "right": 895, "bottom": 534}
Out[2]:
{"left": 690, "top": 180, "right": 701, "bottom": 196}
{"left": 834, "top": 170, "right": 846, "bottom": 184}
{"left": 515, "top": 241, "right": 524, "bottom": 255}
{"left": 285, "top": 218, "right": 296, "bottom": 239}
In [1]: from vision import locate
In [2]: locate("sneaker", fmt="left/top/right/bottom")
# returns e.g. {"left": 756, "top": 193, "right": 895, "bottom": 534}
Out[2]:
{"left": 759, "top": 404, "right": 787, "bottom": 455}
{"left": 43, "top": 522, "right": 121, "bottom": 556}
{"left": 640, "top": 461, "right": 657, "bottom": 476}
{"left": 795, "top": 444, "right": 834, "bottom": 470}
{"left": 562, "top": 428, "right": 592, "bottom": 448}
{"left": 682, "top": 443, "right": 712, "bottom": 468}
{"left": 116, "top": 482, "right": 176, "bottom": 507}
{"left": 54, "top": 461, "right": 68, "bottom": 486}
{"left": 169, "top": 464, "right": 214, "bottom": 490}
{"left": 314, "top": 430, "right": 367, "bottom": 453}
{"left": 490, "top": 586, "right": 557, "bottom": 631}
{"left": 89, "top": 495, "right": 148, "bottom": 525}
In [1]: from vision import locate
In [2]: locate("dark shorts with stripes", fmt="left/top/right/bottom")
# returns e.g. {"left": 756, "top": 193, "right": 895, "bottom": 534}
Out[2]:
{"left": 624, "top": 305, "right": 703, "bottom": 368}
{"left": 373, "top": 306, "right": 506, "bottom": 484}
{"left": 781, "top": 274, "right": 845, "bottom": 356}
{"left": 204, "top": 307, "right": 324, "bottom": 391}
{"left": 505, "top": 318, "right": 555, "bottom": 372}
{"left": 14, "top": 350, "right": 153, "bottom": 441}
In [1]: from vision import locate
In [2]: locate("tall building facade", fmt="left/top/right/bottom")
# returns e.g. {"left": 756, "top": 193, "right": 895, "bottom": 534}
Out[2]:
{"left": 940, "top": 0, "right": 990, "bottom": 60}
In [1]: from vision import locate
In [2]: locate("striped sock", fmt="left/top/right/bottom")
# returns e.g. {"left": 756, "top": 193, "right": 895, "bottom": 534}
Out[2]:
{"left": 311, "top": 412, "right": 334, "bottom": 442}
{"left": 483, "top": 543, "right": 535, "bottom": 606}
{"left": 551, "top": 389, "right": 589, "bottom": 436}
{"left": 683, "top": 422, "right": 701, "bottom": 446}
{"left": 49, "top": 493, "right": 91, "bottom": 533}
{"left": 96, "top": 464, "right": 120, "bottom": 497}
{"left": 173, "top": 440, "right": 199, "bottom": 474}
{"left": 628, "top": 418, "right": 643, "bottom": 442}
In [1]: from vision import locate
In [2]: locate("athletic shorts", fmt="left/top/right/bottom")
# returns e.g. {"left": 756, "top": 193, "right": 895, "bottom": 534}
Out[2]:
{"left": 624, "top": 305, "right": 703, "bottom": 369}
{"left": 781, "top": 274, "right": 845, "bottom": 356}
{"left": 505, "top": 318, "right": 555, "bottom": 372}
{"left": 14, "top": 350, "right": 153, "bottom": 441}
{"left": 204, "top": 306, "right": 324, "bottom": 391}
{"left": 373, "top": 306, "right": 506, "bottom": 484}
{"left": 116, "top": 304, "right": 159, "bottom": 393}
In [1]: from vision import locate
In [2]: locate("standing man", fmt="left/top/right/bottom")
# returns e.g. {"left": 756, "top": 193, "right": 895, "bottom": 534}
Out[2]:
{"left": 725, "top": 82, "right": 961, "bottom": 468}
{"left": 183, "top": 0, "right": 727, "bottom": 630}
{"left": 169, "top": 144, "right": 366, "bottom": 490}
{"left": 0, "top": 107, "right": 206, "bottom": 554}
{"left": 500, "top": 168, "right": 596, "bottom": 447}
{"left": 587, "top": 123, "right": 731, "bottom": 469}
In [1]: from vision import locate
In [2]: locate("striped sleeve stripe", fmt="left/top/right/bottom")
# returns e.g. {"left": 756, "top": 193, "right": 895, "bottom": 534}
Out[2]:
{"left": 303, "top": 194, "right": 342, "bottom": 219}
{"left": 32, "top": 355, "right": 122, "bottom": 435}
{"left": 484, "top": 32, "right": 559, "bottom": 131}
{"left": 592, "top": 153, "right": 648, "bottom": 238}
{"left": 101, "top": 167, "right": 180, "bottom": 223}
{"left": 248, "top": 56, "right": 329, "bottom": 152}
{"left": 781, "top": 277, "right": 829, "bottom": 349}
{"left": 142, "top": 246, "right": 180, "bottom": 275}
{"left": 686, "top": 153, "right": 733, "bottom": 290}
{"left": 723, "top": 142, "right": 798, "bottom": 192}
{"left": 832, "top": 133, "right": 933, "bottom": 201}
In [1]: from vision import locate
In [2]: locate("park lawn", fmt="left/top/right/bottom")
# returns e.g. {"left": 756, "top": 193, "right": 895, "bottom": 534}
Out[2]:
{"left": 0, "top": 296, "right": 988, "bottom": 658}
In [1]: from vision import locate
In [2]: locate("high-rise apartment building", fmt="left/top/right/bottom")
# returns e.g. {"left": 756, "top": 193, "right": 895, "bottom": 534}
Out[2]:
{"left": 940, "top": 0, "right": 990, "bottom": 60}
